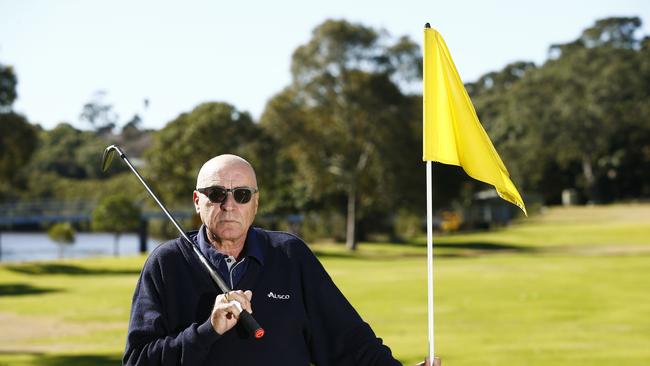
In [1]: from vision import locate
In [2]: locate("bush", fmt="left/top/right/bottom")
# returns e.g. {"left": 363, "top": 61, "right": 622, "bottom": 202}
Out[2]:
{"left": 47, "top": 222, "right": 75, "bottom": 258}
{"left": 91, "top": 194, "right": 141, "bottom": 256}
{"left": 393, "top": 209, "right": 422, "bottom": 242}
{"left": 300, "top": 211, "right": 346, "bottom": 243}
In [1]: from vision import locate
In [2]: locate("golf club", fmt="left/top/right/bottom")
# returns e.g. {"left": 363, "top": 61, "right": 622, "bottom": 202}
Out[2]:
{"left": 101, "top": 144, "right": 264, "bottom": 339}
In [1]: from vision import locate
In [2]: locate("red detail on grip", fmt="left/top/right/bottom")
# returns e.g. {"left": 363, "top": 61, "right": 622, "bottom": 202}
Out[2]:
{"left": 254, "top": 328, "right": 265, "bottom": 338}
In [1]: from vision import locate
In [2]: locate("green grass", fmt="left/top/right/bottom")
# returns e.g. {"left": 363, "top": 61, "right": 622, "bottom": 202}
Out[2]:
{"left": 1, "top": 204, "right": 649, "bottom": 365}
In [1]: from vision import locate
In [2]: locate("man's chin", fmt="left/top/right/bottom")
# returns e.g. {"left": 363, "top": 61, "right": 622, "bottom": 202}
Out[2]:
{"left": 215, "top": 225, "right": 244, "bottom": 238}
{"left": 218, "top": 221, "right": 241, "bottom": 228}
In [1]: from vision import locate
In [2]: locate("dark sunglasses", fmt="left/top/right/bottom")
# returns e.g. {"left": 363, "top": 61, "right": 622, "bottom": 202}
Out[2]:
{"left": 196, "top": 186, "right": 258, "bottom": 204}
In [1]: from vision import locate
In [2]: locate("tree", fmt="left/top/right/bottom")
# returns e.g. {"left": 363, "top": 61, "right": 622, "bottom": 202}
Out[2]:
{"left": 91, "top": 195, "right": 141, "bottom": 256}
{"left": 0, "top": 62, "right": 38, "bottom": 199}
{"left": 121, "top": 114, "right": 143, "bottom": 140}
{"left": 549, "top": 17, "right": 642, "bottom": 56}
{"left": 467, "top": 61, "right": 548, "bottom": 199}
{"left": 0, "top": 63, "right": 18, "bottom": 111}
{"left": 527, "top": 17, "right": 648, "bottom": 202}
{"left": 27, "top": 122, "right": 108, "bottom": 179}
{"left": 0, "top": 112, "right": 38, "bottom": 198}
{"left": 48, "top": 222, "right": 75, "bottom": 259}
{"left": 145, "top": 102, "right": 265, "bottom": 206}
{"left": 79, "top": 90, "right": 118, "bottom": 134}
{"left": 260, "top": 19, "right": 422, "bottom": 250}
{"left": 468, "top": 17, "right": 650, "bottom": 204}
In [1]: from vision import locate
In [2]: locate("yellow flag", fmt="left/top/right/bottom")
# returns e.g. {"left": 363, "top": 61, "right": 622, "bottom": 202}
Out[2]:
{"left": 423, "top": 27, "right": 527, "bottom": 215}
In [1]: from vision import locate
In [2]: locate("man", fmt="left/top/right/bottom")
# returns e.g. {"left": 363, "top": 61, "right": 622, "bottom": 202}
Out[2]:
{"left": 124, "top": 154, "right": 438, "bottom": 366}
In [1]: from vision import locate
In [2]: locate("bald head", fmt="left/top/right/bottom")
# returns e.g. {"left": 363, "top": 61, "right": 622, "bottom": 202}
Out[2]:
{"left": 196, "top": 154, "right": 257, "bottom": 189}
{"left": 194, "top": 154, "right": 259, "bottom": 250}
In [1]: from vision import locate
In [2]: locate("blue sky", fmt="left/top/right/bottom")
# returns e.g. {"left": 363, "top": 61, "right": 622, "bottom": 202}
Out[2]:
{"left": 1, "top": 0, "right": 649, "bottom": 130}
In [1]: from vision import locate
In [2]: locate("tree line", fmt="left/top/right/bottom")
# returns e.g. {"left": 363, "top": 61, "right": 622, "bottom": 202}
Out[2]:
{"left": 1, "top": 17, "right": 649, "bottom": 249}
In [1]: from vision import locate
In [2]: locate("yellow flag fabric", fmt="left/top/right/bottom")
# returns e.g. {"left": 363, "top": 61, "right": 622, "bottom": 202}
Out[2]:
{"left": 423, "top": 27, "right": 527, "bottom": 215}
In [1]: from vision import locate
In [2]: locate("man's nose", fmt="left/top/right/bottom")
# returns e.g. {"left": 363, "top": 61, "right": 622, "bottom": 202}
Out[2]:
{"left": 220, "top": 192, "right": 236, "bottom": 210}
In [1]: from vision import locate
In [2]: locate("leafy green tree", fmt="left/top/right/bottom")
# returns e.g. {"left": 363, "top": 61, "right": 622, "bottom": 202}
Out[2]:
{"left": 27, "top": 122, "right": 108, "bottom": 179}
{"left": 47, "top": 222, "right": 75, "bottom": 259}
{"left": 545, "top": 18, "right": 648, "bottom": 202}
{"left": 261, "top": 19, "right": 422, "bottom": 250}
{"left": 91, "top": 195, "right": 141, "bottom": 256}
{"left": 0, "top": 63, "right": 17, "bottom": 111}
{"left": 145, "top": 102, "right": 266, "bottom": 206}
{"left": 470, "top": 17, "right": 650, "bottom": 203}
{"left": 0, "top": 112, "right": 38, "bottom": 199}
{"left": 549, "top": 17, "right": 642, "bottom": 55}
{"left": 79, "top": 90, "right": 118, "bottom": 134}
{"left": 467, "top": 61, "right": 550, "bottom": 200}
{"left": 121, "top": 114, "right": 143, "bottom": 140}
{"left": 0, "top": 63, "right": 38, "bottom": 199}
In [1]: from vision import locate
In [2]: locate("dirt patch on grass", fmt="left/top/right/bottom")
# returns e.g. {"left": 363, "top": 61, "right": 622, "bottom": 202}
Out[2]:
{"left": 533, "top": 204, "right": 650, "bottom": 224}
{"left": 0, "top": 312, "right": 123, "bottom": 352}
{"left": 545, "top": 245, "right": 650, "bottom": 256}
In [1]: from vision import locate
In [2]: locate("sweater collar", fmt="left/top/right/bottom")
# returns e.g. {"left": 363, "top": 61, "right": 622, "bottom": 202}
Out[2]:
{"left": 196, "top": 224, "right": 264, "bottom": 266}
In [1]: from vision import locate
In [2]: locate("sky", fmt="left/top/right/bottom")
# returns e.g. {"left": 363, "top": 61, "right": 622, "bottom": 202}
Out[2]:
{"left": 1, "top": 0, "right": 649, "bottom": 130}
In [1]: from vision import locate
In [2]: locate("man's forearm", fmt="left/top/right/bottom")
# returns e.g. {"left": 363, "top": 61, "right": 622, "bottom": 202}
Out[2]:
{"left": 124, "top": 318, "right": 220, "bottom": 366}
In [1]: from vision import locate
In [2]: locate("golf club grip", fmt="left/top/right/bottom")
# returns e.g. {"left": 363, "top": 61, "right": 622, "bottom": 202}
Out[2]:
{"left": 186, "top": 240, "right": 265, "bottom": 339}
{"left": 189, "top": 242, "right": 265, "bottom": 339}
{"left": 239, "top": 309, "right": 265, "bottom": 339}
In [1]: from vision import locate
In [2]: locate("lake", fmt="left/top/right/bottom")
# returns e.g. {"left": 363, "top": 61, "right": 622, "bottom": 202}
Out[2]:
{"left": 0, "top": 232, "right": 164, "bottom": 262}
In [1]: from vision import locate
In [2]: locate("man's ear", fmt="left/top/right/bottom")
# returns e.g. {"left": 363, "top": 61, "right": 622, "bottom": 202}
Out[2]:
{"left": 192, "top": 191, "right": 201, "bottom": 213}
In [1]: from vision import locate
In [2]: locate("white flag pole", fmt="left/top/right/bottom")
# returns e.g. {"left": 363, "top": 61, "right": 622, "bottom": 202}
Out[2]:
{"left": 426, "top": 161, "right": 435, "bottom": 363}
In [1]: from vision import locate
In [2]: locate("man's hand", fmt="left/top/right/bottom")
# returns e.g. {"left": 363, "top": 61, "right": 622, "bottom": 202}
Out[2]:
{"left": 210, "top": 290, "right": 253, "bottom": 335}
{"left": 416, "top": 356, "right": 441, "bottom": 366}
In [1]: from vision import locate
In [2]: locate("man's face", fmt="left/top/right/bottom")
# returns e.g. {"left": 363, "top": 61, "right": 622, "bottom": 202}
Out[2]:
{"left": 193, "top": 162, "right": 258, "bottom": 246}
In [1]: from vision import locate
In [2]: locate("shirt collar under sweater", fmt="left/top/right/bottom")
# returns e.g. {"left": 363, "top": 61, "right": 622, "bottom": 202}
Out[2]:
{"left": 193, "top": 225, "right": 264, "bottom": 288}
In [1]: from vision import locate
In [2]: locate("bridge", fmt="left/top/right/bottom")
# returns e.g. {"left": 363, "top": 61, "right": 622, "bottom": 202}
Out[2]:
{"left": 0, "top": 200, "right": 195, "bottom": 253}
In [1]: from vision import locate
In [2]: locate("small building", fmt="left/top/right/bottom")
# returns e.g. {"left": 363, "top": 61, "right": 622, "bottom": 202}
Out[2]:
{"left": 465, "top": 189, "right": 518, "bottom": 228}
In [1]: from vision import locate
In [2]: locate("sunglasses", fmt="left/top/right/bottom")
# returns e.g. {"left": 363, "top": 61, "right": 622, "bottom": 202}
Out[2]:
{"left": 196, "top": 186, "right": 258, "bottom": 204}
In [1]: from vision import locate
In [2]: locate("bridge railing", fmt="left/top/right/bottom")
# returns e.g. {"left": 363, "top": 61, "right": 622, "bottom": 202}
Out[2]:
{"left": 0, "top": 200, "right": 193, "bottom": 226}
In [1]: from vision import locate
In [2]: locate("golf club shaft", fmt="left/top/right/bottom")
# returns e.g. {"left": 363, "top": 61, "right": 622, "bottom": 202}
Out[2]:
{"left": 115, "top": 150, "right": 229, "bottom": 291}
{"left": 111, "top": 147, "right": 263, "bottom": 338}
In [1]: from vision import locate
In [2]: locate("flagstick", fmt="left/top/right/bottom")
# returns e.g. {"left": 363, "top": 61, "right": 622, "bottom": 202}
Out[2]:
{"left": 426, "top": 161, "right": 435, "bottom": 363}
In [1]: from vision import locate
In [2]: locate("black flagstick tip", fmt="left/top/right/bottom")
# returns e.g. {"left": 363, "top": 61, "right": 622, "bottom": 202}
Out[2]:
{"left": 425, "top": 23, "right": 431, "bottom": 29}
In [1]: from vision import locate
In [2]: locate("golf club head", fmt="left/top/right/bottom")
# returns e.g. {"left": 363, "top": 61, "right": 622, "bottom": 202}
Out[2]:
{"left": 101, "top": 145, "right": 119, "bottom": 172}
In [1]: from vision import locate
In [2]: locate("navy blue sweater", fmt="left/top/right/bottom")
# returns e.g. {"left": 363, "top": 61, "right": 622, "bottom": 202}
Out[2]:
{"left": 124, "top": 227, "right": 401, "bottom": 366}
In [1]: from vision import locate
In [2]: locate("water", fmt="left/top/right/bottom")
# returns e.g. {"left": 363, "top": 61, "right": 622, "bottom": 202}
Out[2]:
{"left": 0, "top": 232, "right": 164, "bottom": 262}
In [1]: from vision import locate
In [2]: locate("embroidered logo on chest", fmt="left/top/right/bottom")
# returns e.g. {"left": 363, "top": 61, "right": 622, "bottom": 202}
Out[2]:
{"left": 267, "top": 291, "right": 290, "bottom": 300}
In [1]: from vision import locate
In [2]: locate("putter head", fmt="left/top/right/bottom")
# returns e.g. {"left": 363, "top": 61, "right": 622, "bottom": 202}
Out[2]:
{"left": 101, "top": 145, "right": 120, "bottom": 172}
